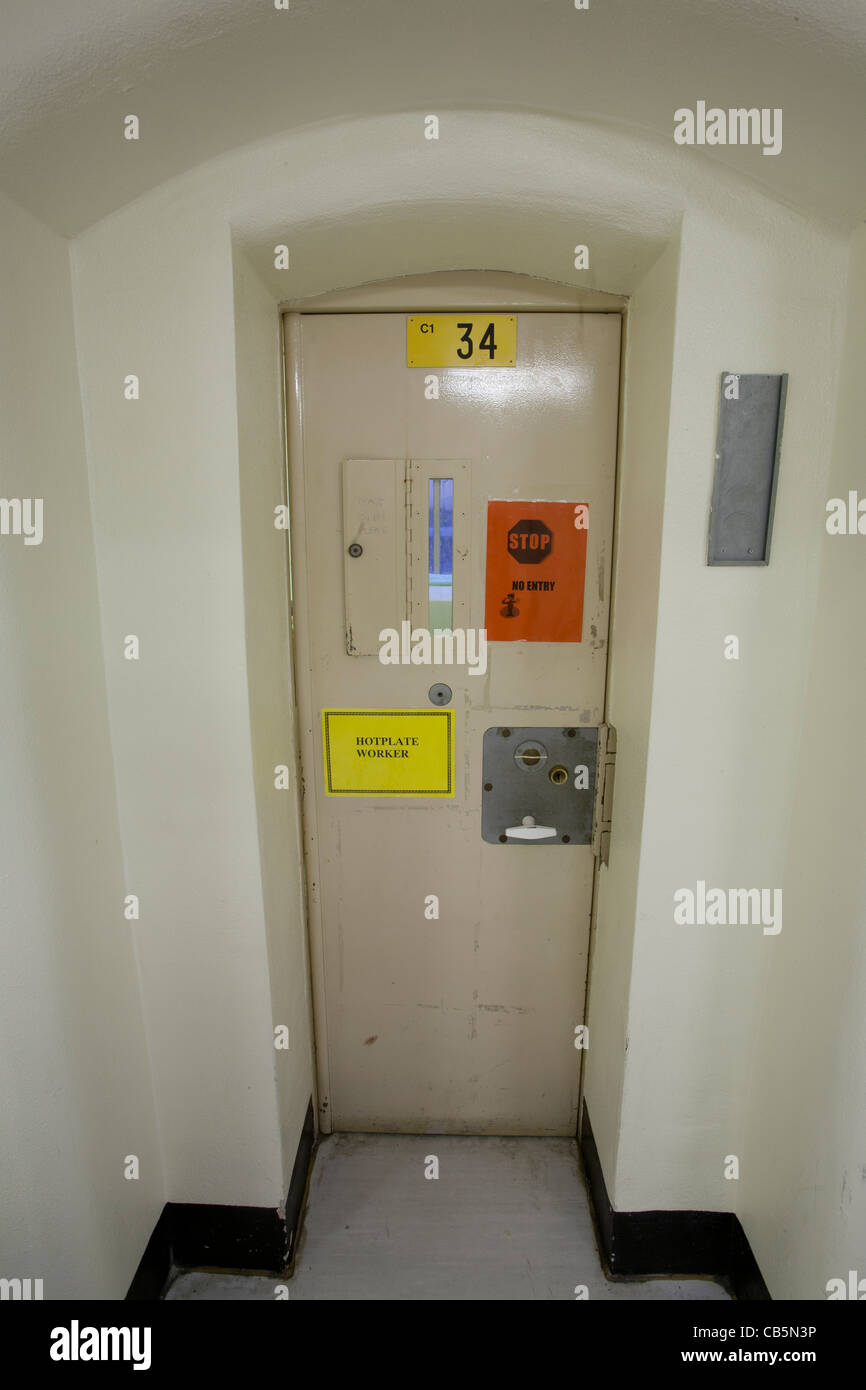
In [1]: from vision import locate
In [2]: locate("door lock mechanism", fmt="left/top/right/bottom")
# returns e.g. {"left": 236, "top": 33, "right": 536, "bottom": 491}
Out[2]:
{"left": 505, "top": 815, "right": 557, "bottom": 840}
{"left": 481, "top": 726, "right": 600, "bottom": 846}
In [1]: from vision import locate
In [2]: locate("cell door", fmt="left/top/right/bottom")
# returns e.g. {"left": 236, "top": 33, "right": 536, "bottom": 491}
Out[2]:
{"left": 287, "top": 309, "right": 620, "bottom": 1135}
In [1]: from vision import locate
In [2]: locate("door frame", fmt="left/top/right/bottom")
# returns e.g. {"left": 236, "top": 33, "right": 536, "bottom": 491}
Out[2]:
{"left": 281, "top": 271, "right": 627, "bottom": 1134}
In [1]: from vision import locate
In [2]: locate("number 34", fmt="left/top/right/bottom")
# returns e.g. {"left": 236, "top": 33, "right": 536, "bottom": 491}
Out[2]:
{"left": 456, "top": 322, "right": 498, "bottom": 360}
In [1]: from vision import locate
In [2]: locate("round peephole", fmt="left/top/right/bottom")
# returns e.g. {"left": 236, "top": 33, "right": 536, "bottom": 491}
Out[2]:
{"left": 514, "top": 740, "right": 548, "bottom": 772}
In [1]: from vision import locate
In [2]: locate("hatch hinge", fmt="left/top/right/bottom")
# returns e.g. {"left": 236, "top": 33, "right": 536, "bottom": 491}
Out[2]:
{"left": 592, "top": 724, "right": 616, "bottom": 867}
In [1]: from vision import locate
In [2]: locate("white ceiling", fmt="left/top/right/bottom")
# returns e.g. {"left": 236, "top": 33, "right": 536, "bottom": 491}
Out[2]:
{"left": 1, "top": 0, "right": 864, "bottom": 235}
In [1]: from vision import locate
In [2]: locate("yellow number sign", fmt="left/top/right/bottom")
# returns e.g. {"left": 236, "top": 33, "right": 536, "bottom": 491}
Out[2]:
{"left": 407, "top": 315, "right": 516, "bottom": 368}
{"left": 322, "top": 709, "right": 455, "bottom": 796}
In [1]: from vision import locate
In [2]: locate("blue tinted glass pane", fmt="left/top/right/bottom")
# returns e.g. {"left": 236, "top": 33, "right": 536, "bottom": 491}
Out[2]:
{"left": 427, "top": 477, "right": 453, "bottom": 631}
{"left": 439, "top": 479, "right": 453, "bottom": 575}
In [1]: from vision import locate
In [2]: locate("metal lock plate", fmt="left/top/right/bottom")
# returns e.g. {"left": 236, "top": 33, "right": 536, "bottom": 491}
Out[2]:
{"left": 481, "top": 726, "right": 599, "bottom": 845}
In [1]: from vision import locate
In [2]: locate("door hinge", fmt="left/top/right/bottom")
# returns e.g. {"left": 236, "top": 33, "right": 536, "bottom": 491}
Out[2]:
{"left": 592, "top": 724, "right": 616, "bottom": 866}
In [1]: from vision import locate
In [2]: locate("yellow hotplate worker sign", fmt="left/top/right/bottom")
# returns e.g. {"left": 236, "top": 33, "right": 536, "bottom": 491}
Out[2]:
{"left": 322, "top": 709, "right": 455, "bottom": 796}
{"left": 407, "top": 315, "right": 516, "bottom": 368}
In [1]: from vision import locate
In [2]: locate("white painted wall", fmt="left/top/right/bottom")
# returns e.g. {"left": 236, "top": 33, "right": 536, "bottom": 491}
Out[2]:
{"left": 66, "top": 109, "right": 856, "bottom": 1297}
{"left": 5, "top": 0, "right": 864, "bottom": 235}
{"left": 584, "top": 231, "right": 681, "bottom": 1188}
{"left": 233, "top": 248, "right": 316, "bottom": 1190}
{"left": 608, "top": 199, "right": 847, "bottom": 1239}
{"left": 735, "top": 224, "right": 866, "bottom": 1298}
{"left": 0, "top": 191, "right": 163, "bottom": 1297}
{"left": 68, "top": 111, "right": 685, "bottom": 1212}
{"left": 71, "top": 219, "right": 287, "bottom": 1208}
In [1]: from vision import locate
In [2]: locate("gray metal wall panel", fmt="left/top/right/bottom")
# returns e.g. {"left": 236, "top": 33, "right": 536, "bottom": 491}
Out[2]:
{"left": 708, "top": 373, "right": 787, "bottom": 565}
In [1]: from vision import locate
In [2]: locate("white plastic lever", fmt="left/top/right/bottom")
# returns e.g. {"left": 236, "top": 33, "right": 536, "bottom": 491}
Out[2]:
{"left": 505, "top": 815, "right": 557, "bottom": 840}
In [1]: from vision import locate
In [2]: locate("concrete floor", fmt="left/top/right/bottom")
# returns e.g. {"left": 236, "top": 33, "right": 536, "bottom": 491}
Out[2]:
{"left": 165, "top": 1134, "right": 731, "bottom": 1301}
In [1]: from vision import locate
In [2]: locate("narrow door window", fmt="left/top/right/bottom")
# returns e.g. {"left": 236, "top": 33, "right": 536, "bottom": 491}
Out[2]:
{"left": 428, "top": 477, "right": 454, "bottom": 632}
